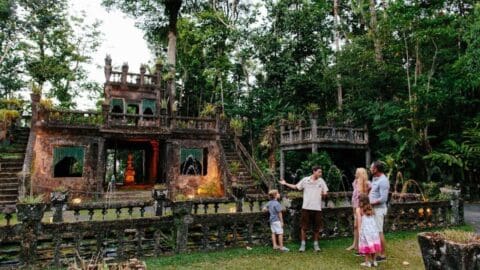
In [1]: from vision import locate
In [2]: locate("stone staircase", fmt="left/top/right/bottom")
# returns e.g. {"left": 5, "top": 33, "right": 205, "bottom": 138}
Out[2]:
{"left": 220, "top": 135, "right": 264, "bottom": 195}
{"left": 0, "top": 127, "right": 30, "bottom": 206}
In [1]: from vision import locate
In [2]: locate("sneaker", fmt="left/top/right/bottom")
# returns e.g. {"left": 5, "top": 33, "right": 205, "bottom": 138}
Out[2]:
{"left": 375, "top": 256, "right": 387, "bottom": 262}
{"left": 279, "top": 247, "right": 290, "bottom": 252}
{"left": 360, "top": 262, "right": 372, "bottom": 268}
{"left": 299, "top": 245, "right": 306, "bottom": 252}
{"left": 372, "top": 261, "right": 378, "bottom": 267}
{"left": 314, "top": 244, "right": 321, "bottom": 252}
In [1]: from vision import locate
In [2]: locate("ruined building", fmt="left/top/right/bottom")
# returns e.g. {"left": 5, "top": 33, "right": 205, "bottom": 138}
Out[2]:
{"left": 0, "top": 57, "right": 270, "bottom": 205}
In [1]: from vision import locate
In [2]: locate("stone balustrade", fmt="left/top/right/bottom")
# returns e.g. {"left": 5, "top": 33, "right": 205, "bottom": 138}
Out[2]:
{"left": 41, "top": 109, "right": 101, "bottom": 128}
{"left": 0, "top": 194, "right": 462, "bottom": 268}
{"left": 280, "top": 126, "right": 368, "bottom": 146}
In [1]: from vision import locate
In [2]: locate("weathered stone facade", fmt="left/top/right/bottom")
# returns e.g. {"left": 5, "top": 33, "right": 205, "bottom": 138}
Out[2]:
{"left": 167, "top": 139, "right": 224, "bottom": 198}
{"left": 31, "top": 129, "right": 101, "bottom": 198}
{"left": 25, "top": 58, "right": 235, "bottom": 200}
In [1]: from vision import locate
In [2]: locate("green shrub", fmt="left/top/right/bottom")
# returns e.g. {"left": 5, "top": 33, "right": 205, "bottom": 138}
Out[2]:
{"left": 19, "top": 195, "right": 44, "bottom": 204}
{"left": 300, "top": 151, "right": 333, "bottom": 177}
{"left": 325, "top": 165, "right": 343, "bottom": 192}
{"left": 199, "top": 103, "right": 216, "bottom": 117}
{"left": 230, "top": 118, "right": 244, "bottom": 135}
{"left": 422, "top": 181, "right": 441, "bottom": 200}
{"left": 229, "top": 161, "right": 241, "bottom": 175}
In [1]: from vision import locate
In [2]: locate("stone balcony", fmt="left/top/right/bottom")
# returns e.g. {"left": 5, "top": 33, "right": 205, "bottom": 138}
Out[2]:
{"left": 37, "top": 108, "right": 220, "bottom": 136}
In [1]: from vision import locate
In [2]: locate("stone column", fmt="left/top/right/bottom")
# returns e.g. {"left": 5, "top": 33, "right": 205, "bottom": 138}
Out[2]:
{"left": 280, "top": 150, "right": 285, "bottom": 181}
{"left": 121, "top": 63, "right": 129, "bottom": 85}
{"left": 165, "top": 141, "right": 178, "bottom": 195}
{"left": 95, "top": 138, "right": 106, "bottom": 196}
{"left": 447, "top": 188, "right": 464, "bottom": 225}
{"left": 149, "top": 140, "right": 159, "bottom": 183}
{"left": 101, "top": 103, "right": 109, "bottom": 128}
{"left": 139, "top": 65, "right": 146, "bottom": 86}
{"left": 17, "top": 203, "right": 45, "bottom": 267}
{"left": 104, "top": 55, "right": 112, "bottom": 82}
{"left": 311, "top": 116, "right": 318, "bottom": 153}
{"left": 50, "top": 192, "right": 68, "bottom": 223}
{"left": 172, "top": 201, "right": 193, "bottom": 253}
{"left": 365, "top": 148, "right": 371, "bottom": 168}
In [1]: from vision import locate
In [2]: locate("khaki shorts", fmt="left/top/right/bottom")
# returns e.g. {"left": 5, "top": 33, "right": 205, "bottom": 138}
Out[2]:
{"left": 300, "top": 209, "right": 323, "bottom": 232}
{"left": 270, "top": 221, "right": 283, "bottom": 234}
{"left": 374, "top": 207, "right": 387, "bottom": 232}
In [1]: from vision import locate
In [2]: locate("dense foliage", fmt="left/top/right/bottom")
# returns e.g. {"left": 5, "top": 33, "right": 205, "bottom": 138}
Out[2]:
{"left": 2, "top": 0, "right": 479, "bottom": 196}
{"left": 0, "top": 0, "right": 102, "bottom": 108}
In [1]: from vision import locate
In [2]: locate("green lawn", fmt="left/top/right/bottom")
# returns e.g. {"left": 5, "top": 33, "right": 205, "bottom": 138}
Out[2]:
{"left": 145, "top": 226, "right": 473, "bottom": 270}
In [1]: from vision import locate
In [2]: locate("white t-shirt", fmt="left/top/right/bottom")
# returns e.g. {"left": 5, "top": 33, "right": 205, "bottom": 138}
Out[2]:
{"left": 296, "top": 176, "right": 329, "bottom": 211}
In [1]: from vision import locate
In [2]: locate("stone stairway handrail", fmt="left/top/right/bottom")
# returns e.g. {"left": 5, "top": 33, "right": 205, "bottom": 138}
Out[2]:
{"left": 233, "top": 136, "right": 275, "bottom": 190}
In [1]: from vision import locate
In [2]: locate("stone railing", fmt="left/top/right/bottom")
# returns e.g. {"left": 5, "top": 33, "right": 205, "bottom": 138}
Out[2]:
{"left": 67, "top": 200, "right": 154, "bottom": 222}
{"left": 0, "top": 194, "right": 462, "bottom": 268}
{"left": 41, "top": 109, "right": 101, "bottom": 128}
{"left": 172, "top": 116, "right": 216, "bottom": 131}
{"left": 280, "top": 126, "right": 368, "bottom": 146}
{"left": 106, "top": 112, "right": 166, "bottom": 129}
{"left": 109, "top": 71, "right": 159, "bottom": 90}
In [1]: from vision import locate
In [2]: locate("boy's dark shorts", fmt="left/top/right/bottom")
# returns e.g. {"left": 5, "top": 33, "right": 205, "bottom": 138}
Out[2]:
{"left": 300, "top": 209, "right": 323, "bottom": 232}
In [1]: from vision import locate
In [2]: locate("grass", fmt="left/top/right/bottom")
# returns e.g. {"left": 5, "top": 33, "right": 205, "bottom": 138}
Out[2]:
{"left": 144, "top": 226, "right": 474, "bottom": 270}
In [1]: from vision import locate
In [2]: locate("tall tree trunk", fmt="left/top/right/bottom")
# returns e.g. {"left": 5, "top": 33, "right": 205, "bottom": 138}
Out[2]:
{"left": 402, "top": 32, "right": 414, "bottom": 131}
{"left": 369, "top": 0, "right": 383, "bottom": 63}
{"left": 334, "top": 0, "right": 343, "bottom": 109}
{"left": 165, "top": 0, "right": 182, "bottom": 112}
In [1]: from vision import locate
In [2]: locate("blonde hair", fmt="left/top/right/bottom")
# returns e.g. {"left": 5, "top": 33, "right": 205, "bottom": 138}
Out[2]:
{"left": 268, "top": 189, "right": 279, "bottom": 200}
{"left": 356, "top": 168, "right": 369, "bottom": 195}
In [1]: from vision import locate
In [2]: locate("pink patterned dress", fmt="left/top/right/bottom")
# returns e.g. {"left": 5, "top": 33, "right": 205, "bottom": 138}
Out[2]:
{"left": 358, "top": 214, "right": 382, "bottom": 254}
{"left": 351, "top": 180, "right": 371, "bottom": 208}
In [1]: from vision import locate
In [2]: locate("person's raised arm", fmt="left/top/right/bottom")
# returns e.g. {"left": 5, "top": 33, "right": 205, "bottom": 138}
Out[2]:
{"left": 279, "top": 179, "right": 299, "bottom": 190}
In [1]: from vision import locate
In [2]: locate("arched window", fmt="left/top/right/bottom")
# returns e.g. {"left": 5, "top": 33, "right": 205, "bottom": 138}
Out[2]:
{"left": 53, "top": 146, "right": 85, "bottom": 177}
{"left": 110, "top": 98, "right": 124, "bottom": 114}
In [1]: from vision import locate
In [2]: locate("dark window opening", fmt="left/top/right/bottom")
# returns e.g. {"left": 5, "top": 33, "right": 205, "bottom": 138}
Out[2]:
{"left": 53, "top": 146, "right": 84, "bottom": 178}
{"left": 111, "top": 105, "right": 123, "bottom": 113}
{"left": 180, "top": 148, "right": 208, "bottom": 176}
{"left": 110, "top": 98, "right": 124, "bottom": 114}
{"left": 143, "top": 108, "right": 153, "bottom": 115}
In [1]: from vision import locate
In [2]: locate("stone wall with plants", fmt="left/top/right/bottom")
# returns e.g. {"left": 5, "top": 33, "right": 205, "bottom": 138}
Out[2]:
{"left": 0, "top": 193, "right": 462, "bottom": 268}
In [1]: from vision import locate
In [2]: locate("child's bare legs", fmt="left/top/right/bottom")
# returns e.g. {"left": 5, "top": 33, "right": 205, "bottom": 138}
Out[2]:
{"left": 365, "top": 254, "right": 372, "bottom": 264}
{"left": 272, "top": 233, "right": 279, "bottom": 249}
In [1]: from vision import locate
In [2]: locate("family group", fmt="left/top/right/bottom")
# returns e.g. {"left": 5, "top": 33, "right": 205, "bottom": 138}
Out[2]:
{"left": 263, "top": 161, "right": 389, "bottom": 268}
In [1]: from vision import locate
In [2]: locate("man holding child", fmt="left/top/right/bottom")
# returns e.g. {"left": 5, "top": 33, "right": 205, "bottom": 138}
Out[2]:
{"left": 280, "top": 166, "right": 328, "bottom": 252}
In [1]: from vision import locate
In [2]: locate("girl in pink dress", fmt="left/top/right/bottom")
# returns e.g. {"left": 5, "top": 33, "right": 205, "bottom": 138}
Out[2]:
{"left": 357, "top": 194, "right": 381, "bottom": 267}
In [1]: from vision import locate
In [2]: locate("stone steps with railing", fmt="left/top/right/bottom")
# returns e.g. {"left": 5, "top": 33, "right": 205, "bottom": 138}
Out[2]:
{"left": 220, "top": 136, "right": 265, "bottom": 196}
{"left": 0, "top": 128, "right": 29, "bottom": 206}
